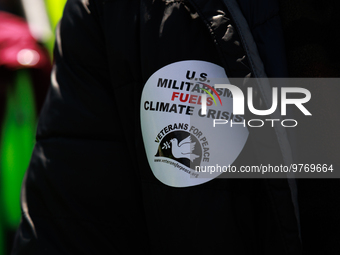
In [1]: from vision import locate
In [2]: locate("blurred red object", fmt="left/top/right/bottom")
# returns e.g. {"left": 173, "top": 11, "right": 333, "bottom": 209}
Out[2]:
{"left": 0, "top": 10, "right": 51, "bottom": 122}
{"left": 0, "top": 11, "right": 49, "bottom": 69}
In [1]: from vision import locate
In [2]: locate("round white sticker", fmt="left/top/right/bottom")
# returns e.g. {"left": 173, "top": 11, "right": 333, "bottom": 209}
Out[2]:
{"left": 141, "top": 60, "right": 248, "bottom": 187}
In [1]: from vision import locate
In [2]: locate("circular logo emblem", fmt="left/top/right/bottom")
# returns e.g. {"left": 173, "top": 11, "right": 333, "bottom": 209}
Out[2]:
{"left": 141, "top": 60, "right": 248, "bottom": 187}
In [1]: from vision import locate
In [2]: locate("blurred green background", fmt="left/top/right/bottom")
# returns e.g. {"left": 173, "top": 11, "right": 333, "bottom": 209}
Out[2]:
{"left": 0, "top": 0, "right": 66, "bottom": 254}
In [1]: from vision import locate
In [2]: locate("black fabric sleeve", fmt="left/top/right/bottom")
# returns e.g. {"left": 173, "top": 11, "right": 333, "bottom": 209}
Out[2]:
{"left": 11, "top": 1, "right": 150, "bottom": 254}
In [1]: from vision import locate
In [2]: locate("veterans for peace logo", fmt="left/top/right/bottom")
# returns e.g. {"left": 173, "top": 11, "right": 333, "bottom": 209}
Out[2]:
{"left": 154, "top": 124, "right": 207, "bottom": 170}
{"left": 140, "top": 60, "right": 249, "bottom": 187}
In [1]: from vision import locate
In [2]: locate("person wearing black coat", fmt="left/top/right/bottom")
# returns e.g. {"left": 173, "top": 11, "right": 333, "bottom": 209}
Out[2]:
{"left": 11, "top": 0, "right": 340, "bottom": 254}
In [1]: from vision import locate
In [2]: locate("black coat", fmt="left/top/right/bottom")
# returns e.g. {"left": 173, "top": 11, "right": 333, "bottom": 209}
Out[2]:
{"left": 12, "top": 0, "right": 306, "bottom": 254}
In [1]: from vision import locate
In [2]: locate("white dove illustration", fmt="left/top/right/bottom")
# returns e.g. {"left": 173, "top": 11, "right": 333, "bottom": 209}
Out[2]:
{"left": 170, "top": 135, "right": 200, "bottom": 162}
